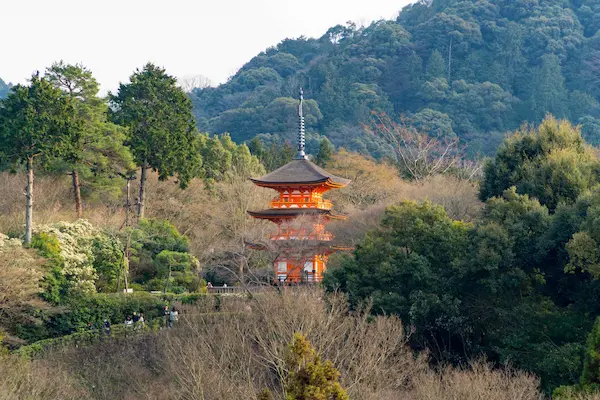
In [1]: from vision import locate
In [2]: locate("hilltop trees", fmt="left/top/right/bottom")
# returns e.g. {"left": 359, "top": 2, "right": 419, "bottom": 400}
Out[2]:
{"left": 480, "top": 115, "right": 600, "bottom": 211}
{"left": 0, "top": 75, "right": 80, "bottom": 243}
{"left": 187, "top": 0, "right": 600, "bottom": 157}
{"left": 109, "top": 63, "right": 200, "bottom": 219}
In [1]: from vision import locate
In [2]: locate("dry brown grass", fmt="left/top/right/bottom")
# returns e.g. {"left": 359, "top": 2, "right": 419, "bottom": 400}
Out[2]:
{"left": 1, "top": 289, "right": 543, "bottom": 400}
{"left": 0, "top": 353, "right": 86, "bottom": 400}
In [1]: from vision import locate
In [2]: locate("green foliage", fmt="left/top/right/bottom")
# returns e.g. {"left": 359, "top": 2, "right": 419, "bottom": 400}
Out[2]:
{"left": 313, "top": 138, "right": 334, "bottom": 167}
{"left": 153, "top": 250, "right": 201, "bottom": 293}
{"left": 425, "top": 50, "right": 446, "bottom": 80}
{"left": 248, "top": 135, "right": 295, "bottom": 171}
{"left": 130, "top": 219, "right": 189, "bottom": 256}
{"left": 31, "top": 232, "right": 69, "bottom": 304}
{"left": 327, "top": 180, "right": 600, "bottom": 392}
{"left": 284, "top": 333, "right": 348, "bottom": 400}
{"left": 325, "top": 201, "right": 470, "bottom": 353}
{"left": 18, "top": 292, "right": 165, "bottom": 343}
{"left": 15, "top": 322, "right": 151, "bottom": 359}
{"left": 109, "top": 63, "right": 200, "bottom": 189}
{"left": 480, "top": 115, "right": 600, "bottom": 211}
{"left": 126, "top": 219, "right": 199, "bottom": 291}
{"left": 31, "top": 220, "right": 125, "bottom": 301}
{"left": 582, "top": 317, "right": 600, "bottom": 386}
{"left": 552, "top": 317, "right": 600, "bottom": 398}
{"left": 208, "top": 96, "right": 323, "bottom": 143}
{"left": 0, "top": 74, "right": 80, "bottom": 167}
{"left": 45, "top": 61, "right": 135, "bottom": 203}
{"left": 190, "top": 1, "right": 600, "bottom": 157}
{"left": 409, "top": 108, "right": 455, "bottom": 139}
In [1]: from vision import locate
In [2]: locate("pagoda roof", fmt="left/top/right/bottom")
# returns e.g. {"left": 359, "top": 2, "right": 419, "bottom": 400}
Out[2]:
{"left": 247, "top": 208, "right": 347, "bottom": 220}
{"left": 250, "top": 159, "right": 351, "bottom": 188}
{"left": 245, "top": 240, "right": 353, "bottom": 253}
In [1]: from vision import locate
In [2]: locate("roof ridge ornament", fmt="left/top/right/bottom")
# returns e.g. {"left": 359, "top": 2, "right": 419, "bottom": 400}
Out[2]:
{"left": 295, "top": 88, "right": 308, "bottom": 160}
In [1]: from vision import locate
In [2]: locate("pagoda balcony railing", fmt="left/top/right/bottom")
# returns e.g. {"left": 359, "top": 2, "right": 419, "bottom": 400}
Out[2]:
{"left": 269, "top": 199, "right": 333, "bottom": 210}
{"left": 269, "top": 232, "right": 333, "bottom": 241}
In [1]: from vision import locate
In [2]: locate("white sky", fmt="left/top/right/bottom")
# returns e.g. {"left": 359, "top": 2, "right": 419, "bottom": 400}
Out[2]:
{"left": 2, "top": 0, "right": 411, "bottom": 94}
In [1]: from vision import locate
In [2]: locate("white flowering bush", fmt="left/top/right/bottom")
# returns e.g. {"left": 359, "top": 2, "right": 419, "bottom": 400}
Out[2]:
{"left": 0, "top": 233, "right": 24, "bottom": 250}
{"left": 34, "top": 220, "right": 123, "bottom": 296}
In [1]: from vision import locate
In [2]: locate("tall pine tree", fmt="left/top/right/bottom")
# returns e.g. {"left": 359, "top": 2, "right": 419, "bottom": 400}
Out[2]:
{"left": 425, "top": 49, "right": 446, "bottom": 80}
{"left": 109, "top": 63, "right": 200, "bottom": 219}
{"left": 46, "top": 61, "right": 134, "bottom": 217}
{"left": 0, "top": 74, "right": 80, "bottom": 243}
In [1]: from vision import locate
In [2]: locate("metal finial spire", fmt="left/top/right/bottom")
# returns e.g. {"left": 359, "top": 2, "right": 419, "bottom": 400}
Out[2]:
{"left": 295, "top": 88, "right": 307, "bottom": 160}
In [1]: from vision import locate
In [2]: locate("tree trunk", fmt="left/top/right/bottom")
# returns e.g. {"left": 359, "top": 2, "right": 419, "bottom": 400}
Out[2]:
{"left": 137, "top": 163, "right": 147, "bottom": 219}
{"left": 24, "top": 157, "right": 34, "bottom": 244}
{"left": 447, "top": 36, "right": 453, "bottom": 82}
{"left": 125, "top": 178, "right": 132, "bottom": 228}
{"left": 71, "top": 169, "right": 83, "bottom": 218}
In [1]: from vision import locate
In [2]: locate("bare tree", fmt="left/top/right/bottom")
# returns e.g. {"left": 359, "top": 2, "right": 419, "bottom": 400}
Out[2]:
{"left": 178, "top": 74, "right": 213, "bottom": 93}
{"left": 368, "top": 113, "right": 470, "bottom": 182}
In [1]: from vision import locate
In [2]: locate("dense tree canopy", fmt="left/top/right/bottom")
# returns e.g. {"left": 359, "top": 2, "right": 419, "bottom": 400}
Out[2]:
{"left": 480, "top": 115, "right": 600, "bottom": 211}
{"left": 326, "top": 116, "right": 600, "bottom": 393}
{"left": 46, "top": 62, "right": 135, "bottom": 216}
{"left": 0, "top": 75, "right": 81, "bottom": 242}
{"left": 189, "top": 0, "right": 600, "bottom": 158}
{"left": 109, "top": 63, "right": 201, "bottom": 218}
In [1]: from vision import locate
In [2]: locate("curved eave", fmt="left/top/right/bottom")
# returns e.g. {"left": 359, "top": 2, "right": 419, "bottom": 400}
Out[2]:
{"left": 249, "top": 178, "right": 349, "bottom": 189}
{"left": 247, "top": 210, "right": 347, "bottom": 220}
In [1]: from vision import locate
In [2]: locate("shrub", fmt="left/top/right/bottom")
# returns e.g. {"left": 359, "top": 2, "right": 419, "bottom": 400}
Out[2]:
{"left": 48, "top": 293, "right": 165, "bottom": 335}
{"left": 32, "top": 220, "right": 124, "bottom": 299}
{"left": 15, "top": 292, "right": 166, "bottom": 343}
{"left": 127, "top": 220, "right": 189, "bottom": 284}
{"left": 154, "top": 250, "right": 201, "bottom": 293}
{"left": 285, "top": 332, "right": 349, "bottom": 400}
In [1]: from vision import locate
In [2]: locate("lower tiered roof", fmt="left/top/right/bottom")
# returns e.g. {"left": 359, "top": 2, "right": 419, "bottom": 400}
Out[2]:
{"left": 247, "top": 208, "right": 347, "bottom": 220}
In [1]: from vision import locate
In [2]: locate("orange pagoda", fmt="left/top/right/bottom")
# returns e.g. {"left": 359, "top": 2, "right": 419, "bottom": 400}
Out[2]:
{"left": 248, "top": 89, "right": 351, "bottom": 284}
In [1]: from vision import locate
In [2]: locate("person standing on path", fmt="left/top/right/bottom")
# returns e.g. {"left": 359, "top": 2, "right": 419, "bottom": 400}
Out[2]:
{"left": 168, "top": 307, "right": 179, "bottom": 328}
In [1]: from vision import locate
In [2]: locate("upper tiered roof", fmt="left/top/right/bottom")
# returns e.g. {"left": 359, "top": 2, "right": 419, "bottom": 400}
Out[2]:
{"left": 250, "top": 158, "right": 350, "bottom": 188}
{"left": 250, "top": 88, "right": 350, "bottom": 189}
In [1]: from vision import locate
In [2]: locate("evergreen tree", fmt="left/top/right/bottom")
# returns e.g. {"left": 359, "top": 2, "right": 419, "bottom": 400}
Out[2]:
{"left": 285, "top": 333, "right": 348, "bottom": 400}
{"left": 0, "top": 75, "right": 80, "bottom": 243}
{"left": 582, "top": 317, "right": 600, "bottom": 387}
{"left": 314, "top": 138, "right": 334, "bottom": 167}
{"left": 479, "top": 115, "right": 600, "bottom": 211}
{"left": 46, "top": 61, "right": 134, "bottom": 217}
{"left": 529, "top": 54, "right": 569, "bottom": 120}
{"left": 425, "top": 49, "right": 446, "bottom": 80}
{"left": 109, "top": 63, "right": 200, "bottom": 219}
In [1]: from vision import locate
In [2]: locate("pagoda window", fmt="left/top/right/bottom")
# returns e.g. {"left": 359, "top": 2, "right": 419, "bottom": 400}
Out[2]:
{"left": 283, "top": 197, "right": 289, "bottom": 202}
{"left": 277, "top": 261, "right": 287, "bottom": 272}
{"left": 304, "top": 261, "right": 313, "bottom": 272}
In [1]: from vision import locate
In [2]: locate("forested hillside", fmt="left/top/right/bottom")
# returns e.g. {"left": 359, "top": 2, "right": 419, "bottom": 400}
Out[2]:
{"left": 191, "top": 0, "right": 600, "bottom": 157}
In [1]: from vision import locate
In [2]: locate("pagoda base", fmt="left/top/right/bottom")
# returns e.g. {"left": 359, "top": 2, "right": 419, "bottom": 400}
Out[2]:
{"left": 274, "top": 254, "right": 328, "bottom": 284}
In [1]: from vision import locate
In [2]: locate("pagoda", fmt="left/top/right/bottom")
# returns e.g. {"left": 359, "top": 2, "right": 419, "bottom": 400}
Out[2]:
{"left": 248, "top": 89, "right": 351, "bottom": 284}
